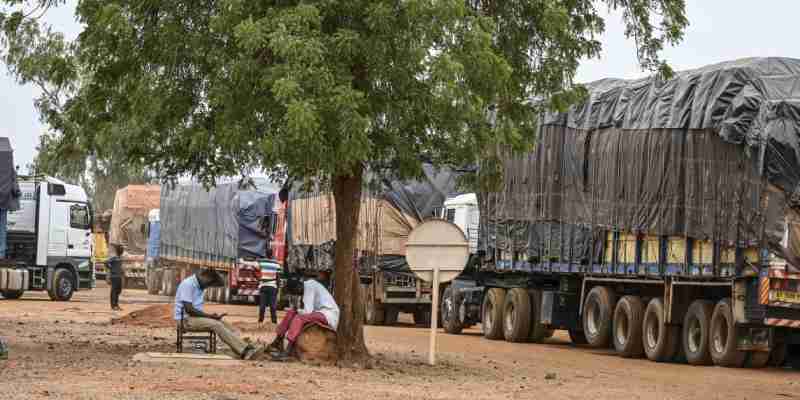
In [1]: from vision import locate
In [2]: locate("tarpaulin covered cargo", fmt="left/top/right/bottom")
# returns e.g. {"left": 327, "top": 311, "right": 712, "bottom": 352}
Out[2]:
{"left": 109, "top": 185, "right": 161, "bottom": 254}
{"left": 159, "top": 182, "right": 276, "bottom": 267}
{"left": 286, "top": 165, "right": 458, "bottom": 272}
{"left": 485, "top": 57, "right": 800, "bottom": 256}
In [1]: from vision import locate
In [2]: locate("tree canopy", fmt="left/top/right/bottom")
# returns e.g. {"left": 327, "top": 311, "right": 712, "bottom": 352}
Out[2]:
{"left": 0, "top": 0, "right": 688, "bottom": 363}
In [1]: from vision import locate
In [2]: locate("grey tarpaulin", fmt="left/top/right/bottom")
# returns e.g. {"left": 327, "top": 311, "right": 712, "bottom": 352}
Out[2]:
{"left": 383, "top": 164, "right": 458, "bottom": 222}
{"left": 485, "top": 57, "right": 800, "bottom": 254}
{"left": 160, "top": 181, "right": 276, "bottom": 264}
{"left": 0, "top": 137, "right": 20, "bottom": 211}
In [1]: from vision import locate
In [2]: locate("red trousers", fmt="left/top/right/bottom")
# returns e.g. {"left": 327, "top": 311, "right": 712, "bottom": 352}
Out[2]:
{"left": 276, "top": 309, "right": 329, "bottom": 344}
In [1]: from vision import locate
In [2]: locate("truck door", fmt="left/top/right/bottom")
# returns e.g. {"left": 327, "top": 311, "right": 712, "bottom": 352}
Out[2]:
{"left": 49, "top": 201, "right": 70, "bottom": 258}
{"left": 67, "top": 203, "right": 92, "bottom": 259}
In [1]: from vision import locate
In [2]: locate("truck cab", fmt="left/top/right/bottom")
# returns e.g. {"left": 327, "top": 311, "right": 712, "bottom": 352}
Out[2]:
{"left": 441, "top": 193, "right": 479, "bottom": 253}
{"left": 4, "top": 176, "right": 94, "bottom": 300}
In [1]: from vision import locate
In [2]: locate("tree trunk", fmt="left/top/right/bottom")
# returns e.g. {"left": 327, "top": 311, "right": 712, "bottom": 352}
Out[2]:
{"left": 332, "top": 165, "right": 370, "bottom": 365}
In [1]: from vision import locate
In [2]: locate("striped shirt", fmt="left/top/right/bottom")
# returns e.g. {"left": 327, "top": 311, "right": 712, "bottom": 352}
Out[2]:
{"left": 258, "top": 260, "right": 282, "bottom": 289}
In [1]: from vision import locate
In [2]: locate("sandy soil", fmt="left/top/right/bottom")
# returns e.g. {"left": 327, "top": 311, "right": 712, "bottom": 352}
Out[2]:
{"left": 1, "top": 284, "right": 799, "bottom": 400}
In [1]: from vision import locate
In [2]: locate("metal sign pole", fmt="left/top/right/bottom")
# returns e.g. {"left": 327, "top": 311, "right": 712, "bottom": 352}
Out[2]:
{"left": 429, "top": 267, "right": 440, "bottom": 366}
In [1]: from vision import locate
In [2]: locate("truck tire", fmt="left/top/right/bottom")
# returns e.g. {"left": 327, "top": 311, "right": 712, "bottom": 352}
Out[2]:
{"left": 414, "top": 309, "right": 432, "bottom": 326}
{"left": 528, "top": 289, "right": 549, "bottom": 343}
{"left": 1, "top": 290, "right": 23, "bottom": 300}
{"left": 613, "top": 295, "right": 645, "bottom": 358}
{"left": 222, "top": 286, "right": 231, "bottom": 304}
{"left": 710, "top": 298, "right": 746, "bottom": 368}
{"left": 582, "top": 286, "right": 616, "bottom": 348}
{"left": 441, "top": 286, "right": 464, "bottom": 334}
{"left": 384, "top": 307, "right": 399, "bottom": 325}
{"left": 502, "top": 288, "right": 531, "bottom": 342}
{"left": 146, "top": 269, "right": 161, "bottom": 295}
{"left": 568, "top": 329, "right": 588, "bottom": 345}
{"left": 49, "top": 269, "right": 75, "bottom": 302}
{"left": 643, "top": 297, "right": 679, "bottom": 362}
{"left": 482, "top": 288, "right": 506, "bottom": 340}
{"left": 682, "top": 300, "right": 714, "bottom": 365}
{"left": 364, "top": 285, "right": 385, "bottom": 326}
{"left": 769, "top": 342, "right": 788, "bottom": 367}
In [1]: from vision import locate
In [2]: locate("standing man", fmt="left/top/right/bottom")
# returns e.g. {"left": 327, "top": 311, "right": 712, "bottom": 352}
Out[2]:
{"left": 108, "top": 245, "right": 124, "bottom": 311}
{"left": 175, "top": 269, "right": 261, "bottom": 360}
{"left": 268, "top": 269, "right": 339, "bottom": 360}
{"left": 258, "top": 258, "right": 282, "bottom": 326}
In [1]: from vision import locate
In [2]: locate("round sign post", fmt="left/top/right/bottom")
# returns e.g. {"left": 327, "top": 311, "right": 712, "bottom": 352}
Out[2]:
{"left": 406, "top": 220, "right": 469, "bottom": 366}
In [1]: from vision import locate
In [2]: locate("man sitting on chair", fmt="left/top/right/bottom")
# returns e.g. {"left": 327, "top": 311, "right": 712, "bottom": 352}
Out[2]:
{"left": 268, "top": 269, "right": 339, "bottom": 359}
{"left": 174, "top": 269, "right": 260, "bottom": 360}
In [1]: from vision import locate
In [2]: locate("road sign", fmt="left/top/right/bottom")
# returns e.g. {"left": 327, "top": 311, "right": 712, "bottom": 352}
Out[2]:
{"left": 406, "top": 219, "right": 470, "bottom": 365}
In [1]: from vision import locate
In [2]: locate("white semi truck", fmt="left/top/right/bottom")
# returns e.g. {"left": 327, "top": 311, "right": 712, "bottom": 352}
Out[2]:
{"left": 1, "top": 138, "right": 94, "bottom": 301}
{"left": 3, "top": 176, "right": 94, "bottom": 300}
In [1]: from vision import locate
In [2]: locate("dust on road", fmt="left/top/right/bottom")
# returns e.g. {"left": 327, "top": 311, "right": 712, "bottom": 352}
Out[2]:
{"left": 1, "top": 284, "right": 798, "bottom": 400}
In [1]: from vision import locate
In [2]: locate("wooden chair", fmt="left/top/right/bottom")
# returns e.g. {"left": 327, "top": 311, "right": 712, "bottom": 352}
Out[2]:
{"left": 176, "top": 308, "right": 217, "bottom": 354}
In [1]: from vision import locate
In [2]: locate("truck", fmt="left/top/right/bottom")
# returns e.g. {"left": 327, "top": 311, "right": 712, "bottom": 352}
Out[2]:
{"left": 108, "top": 185, "right": 160, "bottom": 288}
{"left": 439, "top": 58, "right": 800, "bottom": 368}
{"left": 148, "top": 180, "right": 279, "bottom": 304}
{"left": 1, "top": 137, "right": 94, "bottom": 301}
{"left": 279, "top": 166, "right": 458, "bottom": 326}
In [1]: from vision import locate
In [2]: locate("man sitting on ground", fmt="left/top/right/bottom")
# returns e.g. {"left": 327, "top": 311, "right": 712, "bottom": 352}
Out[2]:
{"left": 268, "top": 270, "right": 339, "bottom": 359}
{"left": 174, "top": 269, "right": 260, "bottom": 360}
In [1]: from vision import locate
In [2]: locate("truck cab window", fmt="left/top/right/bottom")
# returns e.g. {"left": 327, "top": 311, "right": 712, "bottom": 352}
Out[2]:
{"left": 70, "top": 204, "right": 90, "bottom": 230}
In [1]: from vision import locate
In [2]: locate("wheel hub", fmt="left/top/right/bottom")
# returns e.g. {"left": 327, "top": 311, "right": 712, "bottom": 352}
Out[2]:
{"left": 616, "top": 311, "right": 628, "bottom": 345}
{"left": 688, "top": 317, "right": 702, "bottom": 353}
{"left": 586, "top": 301, "right": 600, "bottom": 336}
{"left": 646, "top": 317, "right": 659, "bottom": 349}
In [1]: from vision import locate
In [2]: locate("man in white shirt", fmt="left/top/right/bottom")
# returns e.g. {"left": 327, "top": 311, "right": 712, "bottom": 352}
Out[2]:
{"left": 268, "top": 269, "right": 339, "bottom": 359}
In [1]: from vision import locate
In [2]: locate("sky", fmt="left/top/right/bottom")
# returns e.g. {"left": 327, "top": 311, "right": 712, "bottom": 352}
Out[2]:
{"left": 3, "top": 0, "right": 800, "bottom": 170}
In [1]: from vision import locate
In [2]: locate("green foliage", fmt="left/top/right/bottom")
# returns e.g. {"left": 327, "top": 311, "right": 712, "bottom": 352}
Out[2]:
{"left": 1, "top": 0, "right": 687, "bottom": 186}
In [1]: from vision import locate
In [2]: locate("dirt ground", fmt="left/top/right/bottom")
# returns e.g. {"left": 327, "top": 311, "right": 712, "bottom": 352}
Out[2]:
{"left": 1, "top": 284, "right": 799, "bottom": 400}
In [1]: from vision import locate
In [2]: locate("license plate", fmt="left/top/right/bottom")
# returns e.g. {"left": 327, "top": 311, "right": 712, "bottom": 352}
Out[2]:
{"left": 774, "top": 290, "right": 800, "bottom": 303}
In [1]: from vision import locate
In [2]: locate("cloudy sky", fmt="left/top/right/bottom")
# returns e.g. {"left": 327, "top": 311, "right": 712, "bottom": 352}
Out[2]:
{"left": 3, "top": 0, "right": 800, "bottom": 169}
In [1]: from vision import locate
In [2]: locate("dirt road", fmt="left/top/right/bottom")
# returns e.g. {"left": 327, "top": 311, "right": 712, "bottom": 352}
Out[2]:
{"left": 1, "top": 285, "right": 798, "bottom": 400}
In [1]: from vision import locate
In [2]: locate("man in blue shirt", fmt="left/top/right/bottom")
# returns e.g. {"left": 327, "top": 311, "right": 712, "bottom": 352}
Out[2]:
{"left": 174, "top": 269, "right": 260, "bottom": 360}
{"left": 108, "top": 245, "right": 125, "bottom": 311}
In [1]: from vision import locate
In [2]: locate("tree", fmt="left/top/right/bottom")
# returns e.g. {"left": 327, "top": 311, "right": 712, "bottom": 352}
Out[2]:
{"left": 1, "top": 0, "right": 688, "bottom": 364}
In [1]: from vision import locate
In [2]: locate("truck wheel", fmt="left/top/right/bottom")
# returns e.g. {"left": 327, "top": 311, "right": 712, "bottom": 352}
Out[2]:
{"left": 769, "top": 342, "right": 788, "bottom": 367}
{"left": 166, "top": 270, "right": 177, "bottom": 296}
{"left": 643, "top": 298, "right": 679, "bottom": 362}
{"left": 364, "top": 285, "right": 385, "bottom": 325}
{"left": 683, "top": 300, "right": 714, "bottom": 365}
{"left": 613, "top": 295, "right": 645, "bottom": 358}
{"left": 51, "top": 269, "right": 75, "bottom": 301}
{"left": 745, "top": 351, "right": 770, "bottom": 368}
{"left": 414, "top": 309, "right": 432, "bottom": 326}
{"left": 1, "top": 290, "right": 23, "bottom": 300}
{"left": 502, "top": 288, "right": 531, "bottom": 342}
{"left": 146, "top": 270, "right": 161, "bottom": 295}
{"left": 582, "top": 286, "right": 616, "bottom": 348}
{"left": 441, "top": 286, "right": 464, "bottom": 334}
{"left": 222, "top": 286, "right": 231, "bottom": 304}
{"left": 482, "top": 288, "right": 506, "bottom": 340}
{"left": 568, "top": 329, "right": 588, "bottom": 345}
{"left": 710, "top": 298, "right": 746, "bottom": 367}
{"left": 528, "top": 289, "right": 549, "bottom": 343}
{"left": 384, "top": 307, "right": 399, "bottom": 325}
